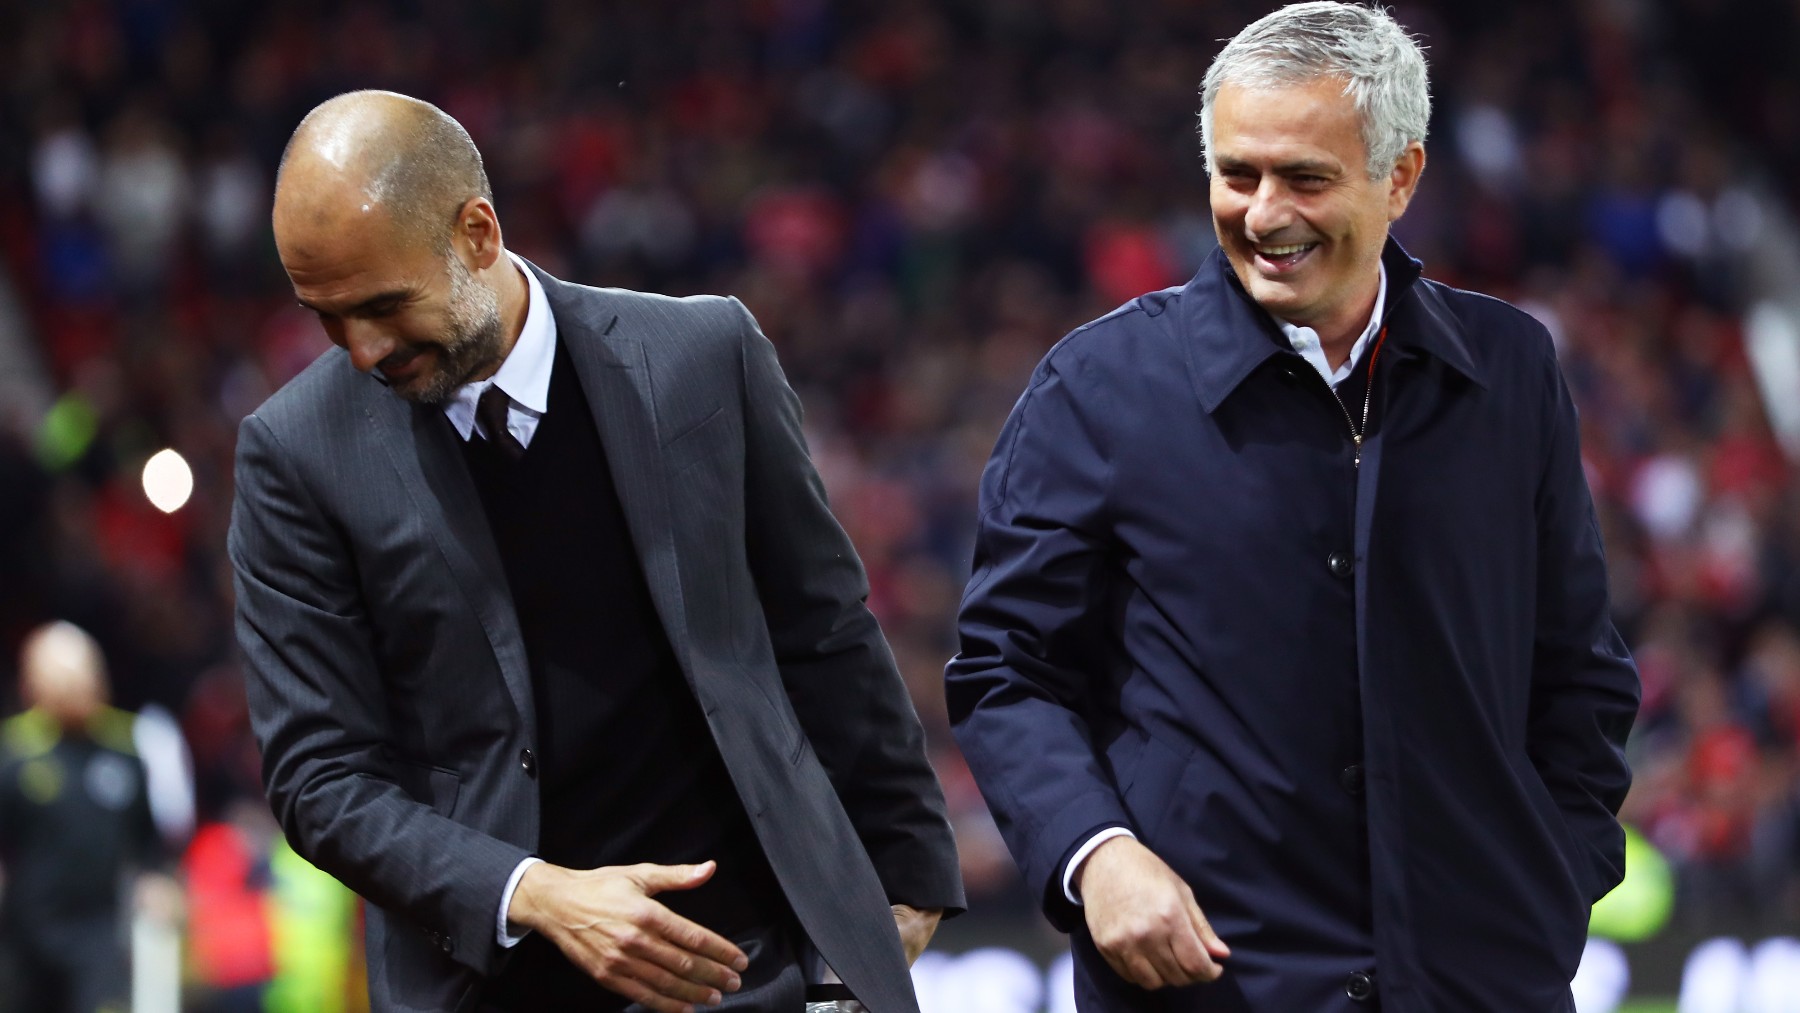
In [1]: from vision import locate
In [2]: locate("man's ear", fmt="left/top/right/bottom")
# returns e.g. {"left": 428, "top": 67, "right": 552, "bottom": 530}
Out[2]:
{"left": 456, "top": 197, "right": 504, "bottom": 270}
{"left": 1386, "top": 141, "right": 1426, "bottom": 223}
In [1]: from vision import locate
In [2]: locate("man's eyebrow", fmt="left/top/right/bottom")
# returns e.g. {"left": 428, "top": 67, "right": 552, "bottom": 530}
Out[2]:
{"left": 1214, "top": 157, "right": 1341, "bottom": 175}
{"left": 1275, "top": 159, "right": 1340, "bottom": 175}
{"left": 295, "top": 289, "right": 415, "bottom": 316}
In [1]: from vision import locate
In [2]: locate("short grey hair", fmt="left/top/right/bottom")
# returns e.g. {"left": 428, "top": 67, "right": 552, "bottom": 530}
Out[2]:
{"left": 1200, "top": 2, "right": 1430, "bottom": 179}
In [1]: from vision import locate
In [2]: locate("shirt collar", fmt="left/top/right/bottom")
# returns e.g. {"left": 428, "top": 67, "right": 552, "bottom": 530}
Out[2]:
{"left": 1276, "top": 261, "right": 1387, "bottom": 387}
{"left": 443, "top": 251, "right": 557, "bottom": 440}
{"left": 1181, "top": 236, "right": 1485, "bottom": 415}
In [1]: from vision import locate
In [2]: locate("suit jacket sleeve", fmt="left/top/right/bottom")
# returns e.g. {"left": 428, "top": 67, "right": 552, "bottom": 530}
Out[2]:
{"left": 1528, "top": 352, "right": 1640, "bottom": 905}
{"left": 229, "top": 413, "right": 529, "bottom": 974}
{"left": 729, "top": 298, "right": 964, "bottom": 915}
{"left": 944, "top": 353, "right": 1129, "bottom": 932}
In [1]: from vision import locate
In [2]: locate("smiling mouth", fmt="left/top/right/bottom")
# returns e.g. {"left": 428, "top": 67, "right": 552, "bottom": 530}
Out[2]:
{"left": 377, "top": 350, "right": 426, "bottom": 382}
{"left": 1252, "top": 242, "right": 1319, "bottom": 272}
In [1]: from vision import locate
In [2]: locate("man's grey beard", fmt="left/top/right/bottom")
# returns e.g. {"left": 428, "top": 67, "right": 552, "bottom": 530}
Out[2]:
{"left": 394, "top": 256, "right": 505, "bottom": 406}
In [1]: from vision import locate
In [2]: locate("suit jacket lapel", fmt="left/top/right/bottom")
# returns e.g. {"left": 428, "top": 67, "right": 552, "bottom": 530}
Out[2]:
{"left": 363, "top": 263, "right": 700, "bottom": 739}
{"left": 367, "top": 390, "right": 536, "bottom": 740}
{"left": 536, "top": 268, "right": 700, "bottom": 688}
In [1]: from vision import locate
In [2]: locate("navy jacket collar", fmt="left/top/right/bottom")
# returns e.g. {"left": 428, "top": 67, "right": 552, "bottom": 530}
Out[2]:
{"left": 1183, "top": 236, "right": 1485, "bottom": 414}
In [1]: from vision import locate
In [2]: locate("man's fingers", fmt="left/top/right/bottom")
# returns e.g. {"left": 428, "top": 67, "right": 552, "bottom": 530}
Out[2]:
{"left": 1137, "top": 918, "right": 1206, "bottom": 989}
{"left": 1163, "top": 929, "right": 1221, "bottom": 985}
{"left": 631, "top": 860, "right": 717, "bottom": 895}
{"left": 626, "top": 933, "right": 744, "bottom": 993}
{"left": 1080, "top": 841, "right": 1226, "bottom": 992}
{"left": 647, "top": 907, "right": 750, "bottom": 972}
{"left": 603, "top": 952, "right": 725, "bottom": 1009}
{"left": 1095, "top": 901, "right": 1223, "bottom": 990}
{"left": 600, "top": 968, "right": 704, "bottom": 1013}
{"left": 1116, "top": 949, "right": 1166, "bottom": 991}
{"left": 1187, "top": 902, "right": 1231, "bottom": 960}
{"left": 1099, "top": 947, "right": 1148, "bottom": 990}
{"left": 1095, "top": 929, "right": 1172, "bottom": 992}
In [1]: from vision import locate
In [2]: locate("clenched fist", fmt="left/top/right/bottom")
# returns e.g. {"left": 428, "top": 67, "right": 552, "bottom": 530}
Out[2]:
{"left": 1074, "top": 836, "right": 1230, "bottom": 990}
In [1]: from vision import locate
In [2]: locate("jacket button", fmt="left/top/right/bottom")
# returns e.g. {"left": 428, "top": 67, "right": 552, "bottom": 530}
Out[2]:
{"left": 438, "top": 933, "right": 454, "bottom": 955}
{"left": 1339, "top": 764, "right": 1364, "bottom": 796}
{"left": 519, "top": 748, "right": 537, "bottom": 778}
{"left": 1327, "top": 552, "right": 1354, "bottom": 577}
{"left": 1345, "top": 970, "right": 1375, "bottom": 1002}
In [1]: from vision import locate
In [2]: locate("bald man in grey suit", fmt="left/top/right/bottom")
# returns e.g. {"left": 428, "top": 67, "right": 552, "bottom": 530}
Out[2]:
{"left": 229, "top": 90, "right": 961, "bottom": 1013}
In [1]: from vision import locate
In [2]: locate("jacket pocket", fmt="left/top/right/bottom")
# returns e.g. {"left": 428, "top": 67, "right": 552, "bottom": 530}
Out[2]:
{"left": 664, "top": 404, "right": 724, "bottom": 454}
{"left": 1509, "top": 751, "right": 1592, "bottom": 961}
{"left": 393, "top": 757, "right": 462, "bottom": 818}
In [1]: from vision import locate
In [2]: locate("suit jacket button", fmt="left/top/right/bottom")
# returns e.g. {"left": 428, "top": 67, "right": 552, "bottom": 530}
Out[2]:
{"left": 1339, "top": 764, "right": 1365, "bottom": 796}
{"left": 438, "top": 933, "right": 454, "bottom": 955}
{"left": 1327, "top": 552, "right": 1354, "bottom": 577}
{"left": 1345, "top": 970, "right": 1375, "bottom": 1002}
{"left": 519, "top": 749, "right": 537, "bottom": 778}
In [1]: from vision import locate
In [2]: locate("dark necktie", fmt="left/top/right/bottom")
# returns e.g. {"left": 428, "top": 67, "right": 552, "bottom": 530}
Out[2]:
{"left": 476, "top": 385, "right": 527, "bottom": 462}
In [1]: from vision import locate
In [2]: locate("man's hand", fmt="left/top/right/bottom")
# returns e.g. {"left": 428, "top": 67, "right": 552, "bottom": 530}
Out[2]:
{"left": 1074, "top": 836, "right": 1229, "bottom": 990}
{"left": 507, "top": 860, "right": 749, "bottom": 1013}
{"left": 891, "top": 904, "right": 942, "bottom": 965}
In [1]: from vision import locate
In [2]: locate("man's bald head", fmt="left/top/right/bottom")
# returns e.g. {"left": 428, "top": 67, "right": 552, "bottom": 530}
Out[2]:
{"left": 272, "top": 90, "right": 523, "bottom": 405}
{"left": 20, "top": 620, "right": 109, "bottom": 730}
{"left": 276, "top": 90, "right": 492, "bottom": 253}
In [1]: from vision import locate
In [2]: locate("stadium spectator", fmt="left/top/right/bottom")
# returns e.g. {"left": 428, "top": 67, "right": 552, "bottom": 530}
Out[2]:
{"left": 0, "top": 621, "right": 176, "bottom": 1013}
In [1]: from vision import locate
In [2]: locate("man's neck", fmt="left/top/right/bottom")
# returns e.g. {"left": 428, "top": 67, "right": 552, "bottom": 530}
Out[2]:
{"left": 1299, "top": 272, "right": 1382, "bottom": 371}
{"left": 496, "top": 252, "right": 531, "bottom": 360}
{"left": 467, "top": 252, "right": 532, "bottom": 384}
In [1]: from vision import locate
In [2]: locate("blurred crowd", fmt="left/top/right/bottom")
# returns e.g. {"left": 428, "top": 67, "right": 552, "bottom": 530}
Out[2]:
{"left": 0, "top": 0, "right": 1796, "bottom": 988}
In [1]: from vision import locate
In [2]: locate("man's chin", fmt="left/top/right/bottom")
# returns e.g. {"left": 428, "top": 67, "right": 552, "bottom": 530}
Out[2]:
{"left": 1242, "top": 278, "right": 1311, "bottom": 319}
{"left": 389, "top": 371, "right": 457, "bottom": 406}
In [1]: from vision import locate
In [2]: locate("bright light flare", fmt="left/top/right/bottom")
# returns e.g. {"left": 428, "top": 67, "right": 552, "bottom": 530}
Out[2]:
{"left": 142, "top": 449, "right": 194, "bottom": 514}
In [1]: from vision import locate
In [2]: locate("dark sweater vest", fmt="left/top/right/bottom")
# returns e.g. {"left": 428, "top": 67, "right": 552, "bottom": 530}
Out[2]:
{"left": 461, "top": 340, "right": 786, "bottom": 1007}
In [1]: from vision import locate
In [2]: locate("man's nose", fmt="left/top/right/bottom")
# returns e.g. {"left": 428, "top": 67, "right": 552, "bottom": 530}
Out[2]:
{"left": 342, "top": 320, "right": 398, "bottom": 373}
{"left": 1243, "top": 179, "right": 1294, "bottom": 240}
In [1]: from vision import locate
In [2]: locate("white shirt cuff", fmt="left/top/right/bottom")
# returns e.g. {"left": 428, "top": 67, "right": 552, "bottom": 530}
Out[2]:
{"left": 1063, "top": 828, "right": 1136, "bottom": 905}
{"left": 497, "top": 856, "right": 543, "bottom": 947}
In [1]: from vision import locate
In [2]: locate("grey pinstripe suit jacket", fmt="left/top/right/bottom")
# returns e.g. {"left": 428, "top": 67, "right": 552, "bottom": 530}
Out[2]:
{"left": 228, "top": 263, "right": 963, "bottom": 1012}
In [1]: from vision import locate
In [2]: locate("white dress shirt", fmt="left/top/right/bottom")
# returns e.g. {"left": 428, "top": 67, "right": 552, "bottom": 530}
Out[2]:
{"left": 443, "top": 251, "right": 556, "bottom": 450}
{"left": 1060, "top": 263, "right": 1389, "bottom": 906}
{"left": 438, "top": 251, "right": 556, "bottom": 947}
{"left": 1276, "top": 261, "right": 1387, "bottom": 389}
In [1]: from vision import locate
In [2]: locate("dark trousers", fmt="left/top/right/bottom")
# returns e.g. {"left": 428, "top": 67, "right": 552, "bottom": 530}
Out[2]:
{"left": 479, "top": 917, "right": 805, "bottom": 1012}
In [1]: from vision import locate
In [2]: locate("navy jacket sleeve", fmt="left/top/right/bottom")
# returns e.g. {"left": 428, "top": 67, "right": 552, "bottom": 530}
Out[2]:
{"left": 1528, "top": 354, "right": 1640, "bottom": 905}
{"left": 946, "top": 351, "right": 1130, "bottom": 931}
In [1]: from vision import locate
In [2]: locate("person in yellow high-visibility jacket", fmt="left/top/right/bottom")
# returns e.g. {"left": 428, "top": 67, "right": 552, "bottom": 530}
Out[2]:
{"left": 1572, "top": 824, "right": 1674, "bottom": 1013}
{"left": 264, "top": 838, "right": 358, "bottom": 1013}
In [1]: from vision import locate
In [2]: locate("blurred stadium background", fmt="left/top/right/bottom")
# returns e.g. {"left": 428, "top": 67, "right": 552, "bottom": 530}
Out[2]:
{"left": 1, "top": 0, "right": 1798, "bottom": 1010}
